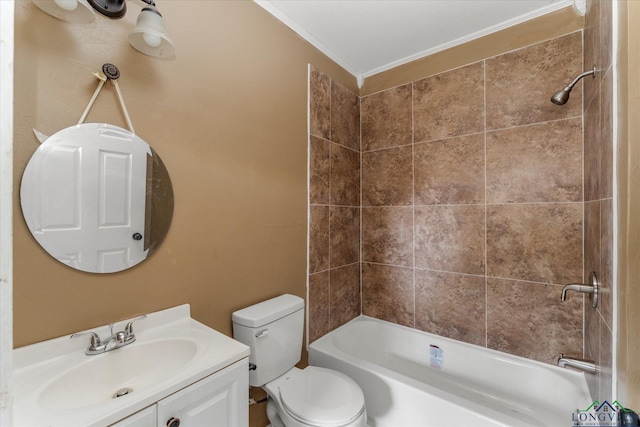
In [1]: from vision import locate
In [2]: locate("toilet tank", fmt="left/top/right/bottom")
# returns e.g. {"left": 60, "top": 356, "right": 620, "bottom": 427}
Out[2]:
{"left": 232, "top": 294, "right": 304, "bottom": 387}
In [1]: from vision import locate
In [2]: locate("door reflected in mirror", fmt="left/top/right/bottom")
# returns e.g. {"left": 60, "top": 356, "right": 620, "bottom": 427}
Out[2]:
{"left": 20, "top": 123, "right": 173, "bottom": 273}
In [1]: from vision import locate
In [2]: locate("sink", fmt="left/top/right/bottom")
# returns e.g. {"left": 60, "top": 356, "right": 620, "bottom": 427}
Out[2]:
{"left": 13, "top": 304, "right": 250, "bottom": 427}
{"left": 38, "top": 338, "right": 198, "bottom": 410}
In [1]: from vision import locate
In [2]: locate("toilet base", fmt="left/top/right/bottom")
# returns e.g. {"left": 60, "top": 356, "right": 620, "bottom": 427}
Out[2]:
{"left": 266, "top": 398, "right": 285, "bottom": 427}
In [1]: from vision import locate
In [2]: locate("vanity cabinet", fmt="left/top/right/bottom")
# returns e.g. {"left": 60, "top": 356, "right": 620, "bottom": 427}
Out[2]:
{"left": 111, "top": 406, "right": 156, "bottom": 427}
{"left": 14, "top": 305, "right": 251, "bottom": 427}
{"left": 112, "top": 359, "right": 248, "bottom": 427}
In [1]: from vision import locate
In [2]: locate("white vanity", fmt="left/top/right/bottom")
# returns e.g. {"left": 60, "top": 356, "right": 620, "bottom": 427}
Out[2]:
{"left": 13, "top": 305, "right": 250, "bottom": 427}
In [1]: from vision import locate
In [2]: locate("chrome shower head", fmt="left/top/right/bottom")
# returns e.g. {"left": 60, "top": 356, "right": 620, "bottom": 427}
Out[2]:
{"left": 551, "top": 87, "right": 572, "bottom": 105}
{"left": 550, "top": 65, "right": 597, "bottom": 106}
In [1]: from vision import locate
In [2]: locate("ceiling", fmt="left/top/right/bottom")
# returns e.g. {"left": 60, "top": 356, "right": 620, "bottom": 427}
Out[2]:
{"left": 255, "top": 0, "right": 583, "bottom": 85}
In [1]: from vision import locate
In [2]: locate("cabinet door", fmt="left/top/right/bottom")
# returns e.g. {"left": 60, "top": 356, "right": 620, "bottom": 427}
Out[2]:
{"left": 157, "top": 359, "right": 248, "bottom": 427}
{"left": 110, "top": 405, "right": 157, "bottom": 427}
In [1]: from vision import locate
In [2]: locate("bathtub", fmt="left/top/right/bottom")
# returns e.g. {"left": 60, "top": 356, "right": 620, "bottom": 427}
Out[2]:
{"left": 309, "top": 316, "right": 591, "bottom": 427}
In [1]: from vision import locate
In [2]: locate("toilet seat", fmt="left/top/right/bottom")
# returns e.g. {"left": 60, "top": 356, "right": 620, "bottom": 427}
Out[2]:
{"left": 278, "top": 366, "right": 365, "bottom": 427}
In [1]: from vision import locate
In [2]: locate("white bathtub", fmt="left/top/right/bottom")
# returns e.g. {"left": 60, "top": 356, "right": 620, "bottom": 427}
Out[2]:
{"left": 309, "top": 316, "right": 591, "bottom": 427}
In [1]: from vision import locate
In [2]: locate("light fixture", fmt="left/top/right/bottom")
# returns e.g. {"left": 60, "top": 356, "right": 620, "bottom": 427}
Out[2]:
{"left": 33, "top": 0, "right": 96, "bottom": 24}
{"left": 86, "top": 0, "right": 127, "bottom": 19}
{"left": 128, "top": 8, "right": 175, "bottom": 58}
{"left": 32, "top": 0, "right": 175, "bottom": 59}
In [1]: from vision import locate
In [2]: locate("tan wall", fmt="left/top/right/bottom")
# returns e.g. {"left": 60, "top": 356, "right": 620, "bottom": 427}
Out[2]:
{"left": 13, "top": 0, "right": 355, "bottom": 351}
{"left": 618, "top": 0, "right": 640, "bottom": 409}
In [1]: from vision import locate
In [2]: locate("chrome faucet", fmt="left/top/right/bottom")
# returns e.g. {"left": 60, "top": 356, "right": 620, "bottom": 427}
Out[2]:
{"left": 71, "top": 314, "right": 147, "bottom": 355}
{"left": 561, "top": 272, "right": 599, "bottom": 308}
{"left": 557, "top": 353, "right": 597, "bottom": 375}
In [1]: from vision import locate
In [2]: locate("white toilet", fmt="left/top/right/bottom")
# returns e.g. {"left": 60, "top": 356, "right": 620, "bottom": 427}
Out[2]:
{"left": 232, "top": 294, "right": 367, "bottom": 427}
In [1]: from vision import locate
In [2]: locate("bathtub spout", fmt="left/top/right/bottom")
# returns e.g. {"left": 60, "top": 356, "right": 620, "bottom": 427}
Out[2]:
{"left": 557, "top": 354, "right": 596, "bottom": 374}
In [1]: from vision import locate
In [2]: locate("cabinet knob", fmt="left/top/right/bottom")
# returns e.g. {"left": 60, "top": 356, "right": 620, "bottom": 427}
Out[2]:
{"left": 166, "top": 417, "right": 181, "bottom": 427}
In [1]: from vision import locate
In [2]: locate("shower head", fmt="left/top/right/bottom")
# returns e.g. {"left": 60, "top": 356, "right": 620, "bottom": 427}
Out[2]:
{"left": 551, "top": 87, "right": 572, "bottom": 105}
{"left": 550, "top": 66, "right": 597, "bottom": 105}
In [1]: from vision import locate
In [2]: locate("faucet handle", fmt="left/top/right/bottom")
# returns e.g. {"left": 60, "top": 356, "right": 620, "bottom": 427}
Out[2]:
{"left": 124, "top": 314, "right": 147, "bottom": 338}
{"left": 70, "top": 331, "right": 102, "bottom": 350}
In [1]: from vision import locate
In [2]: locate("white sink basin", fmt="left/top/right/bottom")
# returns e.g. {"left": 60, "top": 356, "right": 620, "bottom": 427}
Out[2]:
{"left": 13, "top": 304, "right": 250, "bottom": 427}
{"left": 39, "top": 338, "right": 198, "bottom": 410}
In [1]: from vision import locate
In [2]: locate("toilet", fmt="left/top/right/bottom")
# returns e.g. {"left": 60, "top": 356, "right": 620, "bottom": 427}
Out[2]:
{"left": 232, "top": 294, "right": 367, "bottom": 427}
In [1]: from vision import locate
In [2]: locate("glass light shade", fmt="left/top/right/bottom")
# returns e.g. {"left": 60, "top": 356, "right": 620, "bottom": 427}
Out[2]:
{"left": 32, "top": 0, "right": 95, "bottom": 24}
{"left": 128, "top": 8, "right": 175, "bottom": 59}
{"left": 142, "top": 32, "right": 162, "bottom": 48}
{"left": 54, "top": 0, "right": 78, "bottom": 11}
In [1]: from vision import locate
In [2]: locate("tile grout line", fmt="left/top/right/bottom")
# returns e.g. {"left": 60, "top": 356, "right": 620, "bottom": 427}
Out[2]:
{"left": 344, "top": 260, "right": 575, "bottom": 288}
{"left": 483, "top": 59, "right": 489, "bottom": 349}
{"left": 580, "top": 30, "right": 586, "bottom": 359}
{"left": 411, "top": 81, "right": 416, "bottom": 329}
{"left": 360, "top": 201, "right": 586, "bottom": 208}
{"left": 306, "top": 66, "right": 311, "bottom": 347}
{"left": 355, "top": 114, "right": 583, "bottom": 155}
{"left": 359, "top": 93, "right": 363, "bottom": 318}
{"left": 328, "top": 78, "right": 332, "bottom": 332}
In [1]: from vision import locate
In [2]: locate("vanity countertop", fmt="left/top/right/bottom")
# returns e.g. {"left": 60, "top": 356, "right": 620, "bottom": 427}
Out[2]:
{"left": 13, "top": 304, "right": 249, "bottom": 427}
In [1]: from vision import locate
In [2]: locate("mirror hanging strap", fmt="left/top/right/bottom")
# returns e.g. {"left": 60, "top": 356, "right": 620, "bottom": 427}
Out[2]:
{"left": 77, "top": 63, "right": 135, "bottom": 134}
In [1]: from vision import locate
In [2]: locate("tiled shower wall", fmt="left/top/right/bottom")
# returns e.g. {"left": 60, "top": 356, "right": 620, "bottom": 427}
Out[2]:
{"left": 309, "top": 31, "right": 587, "bottom": 365}
{"left": 308, "top": 68, "right": 361, "bottom": 342}
{"left": 583, "top": 0, "right": 614, "bottom": 401}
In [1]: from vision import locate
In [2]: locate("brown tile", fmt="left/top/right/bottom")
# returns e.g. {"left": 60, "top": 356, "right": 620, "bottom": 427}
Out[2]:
{"left": 600, "top": 69, "right": 613, "bottom": 199}
{"left": 600, "top": 199, "right": 613, "bottom": 329}
{"left": 309, "top": 66, "right": 331, "bottom": 139}
{"left": 584, "top": 305, "right": 599, "bottom": 397}
{"left": 362, "top": 207, "right": 413, "bottom": 267}
{"left": 330, "top": 206, "right": 360, "bottom": 268}
{"left": 309, "top": 206, "right": 330, "bottom": 274}
{"left": 486, "top": 32, "right": 583, "bottom": 130}
{"left": 487, "top": 278, "right": 583, "bottom": 365}
{"left": 598, "top": 319, "right": 613, "bottom": 402}
{"left": 584, "top": 89, "right": 601, "bottom": 202}
{"left": 486, "top": 119, "right": 583, "bottom": 203}
{"left": 330, "top": 143, "right": 360, "bottom": 206}
{"left": 585, "top": 298, "right": 599, "bottom": 362}
{"left": 330, "top": 263, "right": 361, "bottom": 329}
{"left": 331, "top": 80, "right": 360, "bottom": 151}
{"left": 584, "top": 201, "right": 601, "bottom": 287}
{"left": 361, "top": 84, "right": 412, "bottom": 151}
{"left": 584, "top": 1, "right": 601, "bottom": 108}
{"left": 414, "top": 133, "right": 484, "bottom": 205}
{"left": 486, "top": 204, "right": 582, "bottom": 284}
{"left": 362, "top": 263, "right": 414, "bottom": 327}
{"left": 415, "top": 205, "right": 485, "bottom": 275}
{"left": 309, "top": 136, "right": 330, "bottom": 205}
{"left": 362, "top": 145, "right": 413, "bottom": 206}
{"left": 309, "top": 271, "right": 330, "bottom": 343}
{"left": 415, "top": 270, "right": 486, "bottom": 346}
{"left": 599, "top": 0, "right": 613, "bottom": 75}
{"left": 414, "top": 62, "right": 484, "bottom": 142}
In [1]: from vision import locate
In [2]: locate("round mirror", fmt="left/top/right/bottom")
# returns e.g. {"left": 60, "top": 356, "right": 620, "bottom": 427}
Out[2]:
{"left": 20, "top": 123, "right": 174, "bottom": 273}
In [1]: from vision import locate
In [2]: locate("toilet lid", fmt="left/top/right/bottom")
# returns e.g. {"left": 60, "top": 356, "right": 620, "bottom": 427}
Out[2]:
{"left": 279, "top": 367, "right": 365, "bottom": 427}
